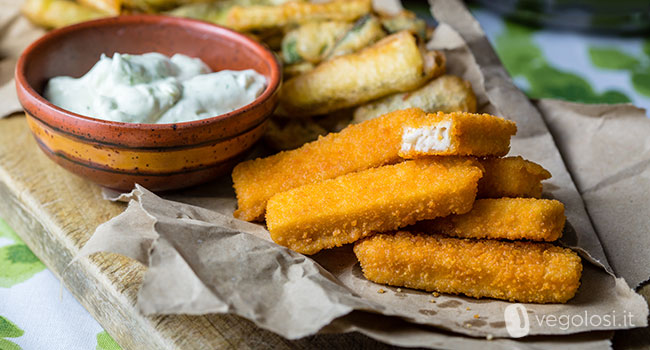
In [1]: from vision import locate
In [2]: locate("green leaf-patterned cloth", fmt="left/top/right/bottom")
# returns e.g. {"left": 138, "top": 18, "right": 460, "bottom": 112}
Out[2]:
{"left": 0, "top": 218, "right": 121, "bottom": 350}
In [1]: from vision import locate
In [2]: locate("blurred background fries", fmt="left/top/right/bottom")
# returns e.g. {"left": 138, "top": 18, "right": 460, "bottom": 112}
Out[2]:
{"left": 21, "top": 0, "right": 478, "bottom": 151}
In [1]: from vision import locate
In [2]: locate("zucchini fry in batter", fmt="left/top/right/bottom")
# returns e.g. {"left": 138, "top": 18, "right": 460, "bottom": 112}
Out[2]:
{"left": 353, "top": 75, "right": 477, "bottom": 123}
{"left": 354, "top": 231, "right": 582, "bottom": 303}
{"left": 399, "top": 111, "right": 516, "bottom": 158}
{"left": 232, "top": 108, "right": 426, "bottom": 221}
{"left": 263, "top": 116, "right": 328, "bottom": 151}
{"left": 414, "top": 198, "right": 565, "bottom": 241}
{"left": 226, "top": 0, "right": 371, "bottom": 32}
{"left": 266, "top": 158, "right": 483, "bottom": 255}
{"left": 22, "top": 0, "right": 107, "bottom": 28}
{"left": 279, "top": 31, "right": 445, "bottom": 116}
{"left": 78, "top": 0, "right": 121, "bottom": 15}
{"left": 478, "top": 156, "right": 551, "bottom": 198}
{"left": 281, "top": 21, "right": 351, "bottom": 64}
{"left": 325, "top": 15, "right": 386, "bottom": 59}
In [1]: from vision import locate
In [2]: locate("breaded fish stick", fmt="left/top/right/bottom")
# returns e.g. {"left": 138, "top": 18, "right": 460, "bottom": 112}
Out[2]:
{"left": 352, "top": 75, "right": 477, "bottom": 124}
{"left": 233, "top": 108, "right": 424, "bottom": 221}
{"left": 414, "top": 198, "right": 566, "bottom": 241}
{"left": 266, "top": 158, "right": 483, "bottom": 255}
{"left": 354, "top": 231, "right": 582, "bottom": 303}
{"left": 279, "top": 31, "right": 445, "bottom": 116}
{"left": 226, "top": 0, "right": 371, "bottom": 32}
{"left": 478, "top": 156, "right": 551, "bottom": 198}
{"left": 399, "top": 112, "right": 516, "bottom": 158}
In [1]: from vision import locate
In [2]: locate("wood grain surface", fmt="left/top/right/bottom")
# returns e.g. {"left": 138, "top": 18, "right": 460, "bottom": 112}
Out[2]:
{"left": 0, "top": 115, "right": 397, "bottom": 350}
{"left": 0, "top": 114, "right": 648, "bottom": 349}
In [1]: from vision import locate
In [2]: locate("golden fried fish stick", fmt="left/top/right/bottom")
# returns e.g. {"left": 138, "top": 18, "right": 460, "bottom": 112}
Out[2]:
{"left": 399, "top": 111, "right": 516, "bottom": 158}
{"left": 478, "top": 156, "right": 551, "bottom": 198}
{"left": 354, "top": 231, "right": 582, "bottom": 303}
{"left": 352, "top": 75, "right": 477, "bottom": 124}
{"left": 226, "top": 0, "right": 371, "bottom": 32}
{"left": 233, "top": 108, "right": 425, "bottom": 221}
{"left": 415, "top": 198, "right": 566, "bottom": 241}
{"left": 279, "top": 31, "right": 445, "bottom": 116}
{"left": 22, "top": 0, "right": 107, "bottom": 28}
{"left": 266, "top": 158, "right": 483, "bottom": 255}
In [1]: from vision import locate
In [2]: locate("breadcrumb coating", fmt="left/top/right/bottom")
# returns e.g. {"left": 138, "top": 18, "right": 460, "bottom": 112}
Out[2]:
{"left": 232, "top": 108, "right": 428, "bottom": 221}
{"left": 478, "top": 156, "right": 551, "bottom": 199}
{"left": 399, "top": 112, "right": 516, "bottom": 158}
{"left": 414, "top": 198, "right": 566, "bottom": 241}
{"left": 266, "top": 158, "right": 483, "bottom": 255}
{"left": 354, "top": 231, "right": 582, "bottom": 303}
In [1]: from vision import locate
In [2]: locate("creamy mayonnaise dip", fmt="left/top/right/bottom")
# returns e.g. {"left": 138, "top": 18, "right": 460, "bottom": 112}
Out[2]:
{"left": 44, "top": 52, "right": 266, "bottom": 124}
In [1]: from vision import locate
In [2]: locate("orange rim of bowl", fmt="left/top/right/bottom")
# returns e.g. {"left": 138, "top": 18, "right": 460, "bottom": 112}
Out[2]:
{"left": 15, "top": 15, "right": 281, "bottom": 148}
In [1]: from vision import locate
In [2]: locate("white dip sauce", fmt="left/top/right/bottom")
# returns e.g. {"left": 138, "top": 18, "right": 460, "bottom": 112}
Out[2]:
{"left": 44, "top": 53, "right": 267, "bottom": 124}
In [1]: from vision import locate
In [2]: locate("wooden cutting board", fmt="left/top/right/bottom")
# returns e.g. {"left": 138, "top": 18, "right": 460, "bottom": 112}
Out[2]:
{"left": 0, "top": 115, "right": 394, "bottom": 350}
{"left": 0, "top": 114, "right": 649, "bottom": 349}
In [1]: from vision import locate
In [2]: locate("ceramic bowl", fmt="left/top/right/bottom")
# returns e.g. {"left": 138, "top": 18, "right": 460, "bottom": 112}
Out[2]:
{"left": 15, "top": 15, "right": 281, "bottom": 191}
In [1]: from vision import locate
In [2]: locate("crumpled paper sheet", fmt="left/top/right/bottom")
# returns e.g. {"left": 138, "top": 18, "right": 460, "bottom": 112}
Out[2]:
{"left": 93, "top": 184, "right": 626, "bottom": 349}
{"left": 536, "top": 100, "right": 650, "bottom": 288}
{"left": 2, "top": 0, "right": 649, "bottom": 348}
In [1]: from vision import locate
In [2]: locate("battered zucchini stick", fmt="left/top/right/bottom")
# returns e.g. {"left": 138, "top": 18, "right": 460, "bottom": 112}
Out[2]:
{"left": 226, "top": 0, "right": 371, "bottom": 32}
{"left": 279, "top": 31, "right": 445, "bottom": 116}
{"left": 167, "top": 2, "right": 232, "bottom": 25}
{"left": 354, "top": 231, "right": 582, "bottom": 303}
{"left": 414, "top": 198, "right": 565, "bottom": 241}
{"left": 266, "top": 158, "right": 483, "bottom": 255}
{"left": 78, "top": 0, "right": 121, "bottom": 15}
{"left": 353, "top": 75, "right": 477, "bottom": 123}
{"left": 399, "top": 112, "right": 516, "bottom": 158}
{"left": 263, "top": 116, "right": 328, "bottom": 151}
{"left": 325, "top": 15, "right": 386, "bottom": 59}
{"left": 22, "top": 0, "right": 107, "bottom": 28}
{"left": 380, "top": 10, "right": 428, "bottom": 41}
{"left": 232, "top": 108, "right": 426, "bottom": 221}
{"left": 478, "top": 156, "right": 551, "bottom": 198}
{"left": 168, "top": 0, "right": 298, "bottom": 25}
{"left": 283, "top": 61, "right": 314, "bottom": 79}
{"left": 281, "top": 21, "right": 351, "bottom": 64}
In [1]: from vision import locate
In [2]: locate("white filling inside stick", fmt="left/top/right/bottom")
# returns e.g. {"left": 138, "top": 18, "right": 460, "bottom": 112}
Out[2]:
{"left": 401, "top": 121, "right": 453, "bottom": 153}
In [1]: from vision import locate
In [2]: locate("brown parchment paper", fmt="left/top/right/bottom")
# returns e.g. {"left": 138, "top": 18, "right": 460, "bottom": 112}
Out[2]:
{"left": 535, "top": 100, "right": 650, "bottom": 288}
{"left": 1, "top": 0, "right": 649, "bottom": 349}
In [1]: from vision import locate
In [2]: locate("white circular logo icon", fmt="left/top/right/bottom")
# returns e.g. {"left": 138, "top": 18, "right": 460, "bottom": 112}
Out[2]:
{"left": 504, "top": 304, "right": 530, "bottom": 338}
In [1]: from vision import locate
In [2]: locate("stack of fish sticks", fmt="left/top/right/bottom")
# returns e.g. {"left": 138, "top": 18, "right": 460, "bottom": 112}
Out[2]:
{"left": 232, "top": 108, "right": 582, "bottom": 304}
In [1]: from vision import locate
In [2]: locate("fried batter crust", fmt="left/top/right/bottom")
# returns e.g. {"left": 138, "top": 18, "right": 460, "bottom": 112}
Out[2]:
{"left": 226, "top": 0, "right": 371, "bottom": 32}
{"left": 352, "top": 75, "right": 477, "bottom": 123}
{"left": 279, "top": 31, "right": 445, "bottom": 116}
